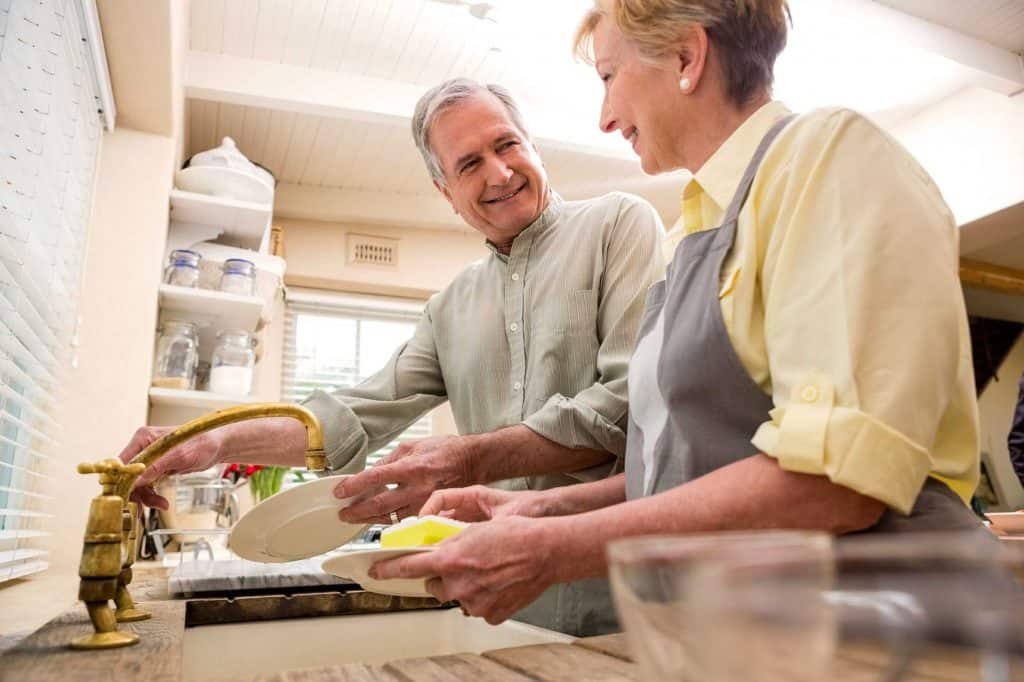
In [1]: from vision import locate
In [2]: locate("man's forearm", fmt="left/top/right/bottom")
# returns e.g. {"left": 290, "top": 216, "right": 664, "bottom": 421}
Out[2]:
{"left": 465, "top": 425, "right": 614, "bottom": 484}
{"left": 538, "top": 453, "right": 886, "bottom": 584}
{"left": 220, "top": 417, "right": 309, "bottom": 467}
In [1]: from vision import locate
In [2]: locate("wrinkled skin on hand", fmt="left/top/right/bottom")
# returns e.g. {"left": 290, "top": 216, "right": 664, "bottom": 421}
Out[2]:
{"left": 419, "top": 485, "right": 550, "bottom": 522}
{"left": 370, "top": 516, "right": 558, "bottom": 625}
{"left": 117, "top": 425, "right": 225, "bottom": 509}
{"left": 334, "top": 435, "right": 477, "bottom": 524}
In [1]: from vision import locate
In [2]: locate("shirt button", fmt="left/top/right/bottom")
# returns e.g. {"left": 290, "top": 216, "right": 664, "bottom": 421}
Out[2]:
{"left": 511, "top": 273, "right": 520, "bottom": 281}
{"left": 513, "top": 381, "right": 522, "bottom": 391}
{"left": 800, "top": 385, "right": 819, "bottom": 403}
{"left": 510, "top": 323, "right": 519, "bottom": 332}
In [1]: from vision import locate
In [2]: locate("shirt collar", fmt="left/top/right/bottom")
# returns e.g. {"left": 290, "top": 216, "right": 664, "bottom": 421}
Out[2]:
{"left": 685, "top": 101, "right": 792, "bottom": 214}
{"left": 485, "top": 190, "right": 563, "bottom": 260}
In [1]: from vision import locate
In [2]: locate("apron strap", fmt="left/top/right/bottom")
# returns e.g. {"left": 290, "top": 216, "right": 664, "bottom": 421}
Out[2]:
{"left": 721, "top": 113, "right": 799, "bottom": 226}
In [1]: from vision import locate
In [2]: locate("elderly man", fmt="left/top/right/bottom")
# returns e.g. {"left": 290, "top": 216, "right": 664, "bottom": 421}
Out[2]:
{"left": 118, "top": 78, "right": 664, "bottom": 635}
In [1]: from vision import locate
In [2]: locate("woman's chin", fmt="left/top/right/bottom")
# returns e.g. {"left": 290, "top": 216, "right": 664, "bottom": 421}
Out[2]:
{"left": 638, "top": 154, "right": 661, "bottom": 175}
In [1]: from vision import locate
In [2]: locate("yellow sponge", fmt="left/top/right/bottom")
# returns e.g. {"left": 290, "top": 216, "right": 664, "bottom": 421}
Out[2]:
{"left": 380, "top": 515, "right": 468, "bottom": 548}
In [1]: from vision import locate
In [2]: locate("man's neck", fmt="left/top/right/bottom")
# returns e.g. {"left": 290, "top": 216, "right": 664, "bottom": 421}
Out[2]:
{"left": 490, "top": 192, "right": 551, "bottom": 255}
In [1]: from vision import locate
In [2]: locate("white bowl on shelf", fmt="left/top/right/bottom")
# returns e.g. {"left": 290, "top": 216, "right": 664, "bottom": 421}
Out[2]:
{"left": 174, "top": 165, "right": 273, "bottom": 205}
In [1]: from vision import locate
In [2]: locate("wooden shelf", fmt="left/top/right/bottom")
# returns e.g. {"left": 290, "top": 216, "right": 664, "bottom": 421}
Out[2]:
{"left": 148, "top": 387, "right": 261, "bottom": 410}
{"left": 158, "top": 284, "right": 264, "bottom": 332}
{"left": 169, "top": 189, "right": 272, "bottom": 252}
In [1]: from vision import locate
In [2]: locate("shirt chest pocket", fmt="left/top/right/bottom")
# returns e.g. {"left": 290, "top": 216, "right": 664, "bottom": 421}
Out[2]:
{"left": 530, "top": 289, "right": 598, "bottom": 338}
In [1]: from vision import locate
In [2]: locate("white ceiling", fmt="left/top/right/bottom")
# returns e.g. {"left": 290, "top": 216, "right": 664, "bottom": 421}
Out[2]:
{"left": 874, "top": 0, "right": 1024, "bottom": 52}
{"left": 184, "top": 0, "right": 1024, "bottom": 231}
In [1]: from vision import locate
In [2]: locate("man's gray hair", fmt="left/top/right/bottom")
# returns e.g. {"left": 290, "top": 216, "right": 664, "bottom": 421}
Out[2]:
{"left": 412, "top": 78, "right": 532, "bottom": 185}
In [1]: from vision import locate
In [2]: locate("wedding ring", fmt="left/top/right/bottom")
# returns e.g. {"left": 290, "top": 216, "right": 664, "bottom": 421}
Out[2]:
{"left": 389, "top": 510, "right": 400, "bottom": 524}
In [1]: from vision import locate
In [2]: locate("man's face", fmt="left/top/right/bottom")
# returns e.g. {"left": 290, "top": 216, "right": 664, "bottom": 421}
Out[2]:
{"left": 430, "top": 93, "right": 549, "bottom": 247}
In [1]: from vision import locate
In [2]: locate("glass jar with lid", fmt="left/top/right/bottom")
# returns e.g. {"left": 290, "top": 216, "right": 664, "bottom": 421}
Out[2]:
{"left": 164, "top": 249, "right": 202, "bottom": 288}
{"left": 218, "top": 258, "right": 256, "bottom": 296}
{"left": 209, "top": 330, "right": 256, "bottom": 396}
{"left": 152, "top": 320, "right": 199, "bottom": 390}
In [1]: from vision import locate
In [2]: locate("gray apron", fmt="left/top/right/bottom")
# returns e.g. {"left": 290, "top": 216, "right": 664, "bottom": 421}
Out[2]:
{"left": 625, "top": 113, "right": 982, "bottom": 534}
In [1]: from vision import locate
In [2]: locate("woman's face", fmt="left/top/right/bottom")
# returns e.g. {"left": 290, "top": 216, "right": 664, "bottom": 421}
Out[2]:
{"left": 593, "top": 17, "right": 685, "bottom": 174}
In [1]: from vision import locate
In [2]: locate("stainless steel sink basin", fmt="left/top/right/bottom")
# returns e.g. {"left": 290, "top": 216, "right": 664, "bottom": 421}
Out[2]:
{"left": 182, "top": 607, "right": 573, "bottom": 681}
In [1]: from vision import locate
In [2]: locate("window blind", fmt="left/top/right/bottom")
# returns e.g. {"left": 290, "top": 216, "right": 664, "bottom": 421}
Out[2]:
{"left": 0, "top": 0, "right": 106, "bottom": 583}
{"left": 282, "top": 291, "right": 432, "bottom": 467}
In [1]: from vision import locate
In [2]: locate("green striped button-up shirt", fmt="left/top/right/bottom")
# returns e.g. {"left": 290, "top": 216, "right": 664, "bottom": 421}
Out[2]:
{"left": 303, "top": 191, "right": 665, "bottom": 491}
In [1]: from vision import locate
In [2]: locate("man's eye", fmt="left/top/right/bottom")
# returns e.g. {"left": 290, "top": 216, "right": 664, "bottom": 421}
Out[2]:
{"left": 460, "top": 160, "right": 479, "bottom": 175}
{"left": 499, "top": 141, "right": 519, "bottom": 152}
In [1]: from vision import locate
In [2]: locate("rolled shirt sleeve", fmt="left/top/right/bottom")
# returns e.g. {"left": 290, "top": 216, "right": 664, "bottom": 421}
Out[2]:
{"left": 748, "top": 110, "right": 974, "bottom": 514}
{"left": 523, "top": 195, "right": 665, "bottom": 477}
{"left": 301, "top": 306, "right": 447, "bottom": 473}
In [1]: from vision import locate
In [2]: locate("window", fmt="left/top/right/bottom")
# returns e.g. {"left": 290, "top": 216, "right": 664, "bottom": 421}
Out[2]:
{"left": 282, "top": 290, "right": 432, "bottom": 467}
{"left": 0, "top": 0, "right": 106, "bottom": 582}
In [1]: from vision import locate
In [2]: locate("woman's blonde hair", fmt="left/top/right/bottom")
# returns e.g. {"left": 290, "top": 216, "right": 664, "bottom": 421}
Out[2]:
{"left": 574, "top": 0, "right": 790, "bottom": 107}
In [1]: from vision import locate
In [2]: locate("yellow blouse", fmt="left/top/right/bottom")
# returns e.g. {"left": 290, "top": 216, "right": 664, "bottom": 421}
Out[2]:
{"left": 663, "top": 101, "right": 979, "bottom": 515}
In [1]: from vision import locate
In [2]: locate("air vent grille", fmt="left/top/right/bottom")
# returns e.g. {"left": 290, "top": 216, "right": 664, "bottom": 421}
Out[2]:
{"left": 348, "top": 234, "right": 399, "bottom": 268}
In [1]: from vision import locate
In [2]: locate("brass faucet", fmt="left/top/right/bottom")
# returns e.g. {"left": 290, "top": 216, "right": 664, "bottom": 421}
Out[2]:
{"left": 70, "top": 403, "right": 327, "bottom": 650}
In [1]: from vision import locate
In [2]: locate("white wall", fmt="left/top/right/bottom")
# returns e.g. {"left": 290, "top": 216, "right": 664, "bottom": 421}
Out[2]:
{"left": 279, "top": 218, "right": 487, "bottom": 300}
{"left": 893, "top": 87, "right": 1024, "bottom": 227}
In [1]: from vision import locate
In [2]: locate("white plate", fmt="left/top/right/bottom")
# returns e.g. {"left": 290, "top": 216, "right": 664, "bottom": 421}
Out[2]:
{"left": 321, "top": 546, "right": 437, "bottom": 597}
{"left": 986, "top": 512, "right": 1024, "bottom": 534}
{"left": 228, "top": 475, "right": 373, "bottom": 563}
{"left": 175, "top": 166, "right": 273, "bottom": 205}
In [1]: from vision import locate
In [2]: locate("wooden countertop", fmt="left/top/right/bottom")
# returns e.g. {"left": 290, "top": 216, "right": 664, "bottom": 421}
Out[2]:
{"left": 1, "top": 564, "right": 1015, "bottom": 681}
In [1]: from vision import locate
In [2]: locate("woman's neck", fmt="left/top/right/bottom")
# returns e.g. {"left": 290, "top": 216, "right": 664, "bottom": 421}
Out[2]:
{"left": 680, "top": 91, "right": 772, "bottom": 173}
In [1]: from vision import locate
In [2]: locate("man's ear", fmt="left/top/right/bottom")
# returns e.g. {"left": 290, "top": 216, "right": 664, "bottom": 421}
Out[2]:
{"left": 434, "top": 179, "right": 458, "bottom": 215}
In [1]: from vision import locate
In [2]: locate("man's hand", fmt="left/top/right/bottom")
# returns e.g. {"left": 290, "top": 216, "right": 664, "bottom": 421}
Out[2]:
{"left": 335, "top": 435, "right": 478, "bottom": 524}
{"left": 117, "top": 425, "right": 226, "bottom": 509}
{"left": 419, "top": 485, "right": 550, "bottom": 522}
{"left": 370, "top": 517, "right": 558, "bottom": 625}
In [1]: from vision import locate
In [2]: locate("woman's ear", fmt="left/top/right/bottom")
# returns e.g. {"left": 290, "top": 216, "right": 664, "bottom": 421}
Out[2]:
{"left": 676, "top": 25, "right": 709, "bottom": 94}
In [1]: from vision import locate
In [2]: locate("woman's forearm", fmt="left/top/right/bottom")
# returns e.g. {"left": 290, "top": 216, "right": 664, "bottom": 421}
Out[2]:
{"left": 538, "top": 454, "right": 885, "bottom": 584}
{"left": 540, "top": 473, "right": 627, "bottom": 516}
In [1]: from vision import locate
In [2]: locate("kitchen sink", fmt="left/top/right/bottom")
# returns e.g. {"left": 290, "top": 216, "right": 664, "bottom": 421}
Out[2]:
{"left": 182, "top": 606, "right": 574, "bottom": 681}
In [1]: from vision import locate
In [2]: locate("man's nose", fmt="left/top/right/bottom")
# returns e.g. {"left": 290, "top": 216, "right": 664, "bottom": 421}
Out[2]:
{"left": 485, "top": 157, "right": 514, "bottom": 186}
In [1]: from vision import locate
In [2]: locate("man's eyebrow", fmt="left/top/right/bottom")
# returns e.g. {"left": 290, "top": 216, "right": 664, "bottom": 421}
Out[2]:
{"left": 453, "top": 151, "right": 480, "bottom": 171}
{"left": 494, "top": 132, "right": 520, "bottom": 145}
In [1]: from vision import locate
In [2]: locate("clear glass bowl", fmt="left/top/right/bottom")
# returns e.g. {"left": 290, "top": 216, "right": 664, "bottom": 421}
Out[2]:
{"left": 610, "top": 530, "right": 1024, "bottom": 681}
{"left": 608, "top": 531, "right": 834, "bottom": 681}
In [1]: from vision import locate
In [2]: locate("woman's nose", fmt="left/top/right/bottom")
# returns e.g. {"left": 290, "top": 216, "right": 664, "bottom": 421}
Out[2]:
{"left": 600, "top": 97, "right": 618, "bottom": 134}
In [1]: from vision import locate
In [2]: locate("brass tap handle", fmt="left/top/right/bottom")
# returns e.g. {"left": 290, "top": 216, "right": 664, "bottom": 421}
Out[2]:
{"left": 77, "top": 460, "right": 146, "bottom": 477}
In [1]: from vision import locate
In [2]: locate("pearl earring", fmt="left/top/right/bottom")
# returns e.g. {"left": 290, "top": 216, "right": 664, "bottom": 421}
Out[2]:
{"left": 679, "top": 77, "right": 691, "bottom": 92}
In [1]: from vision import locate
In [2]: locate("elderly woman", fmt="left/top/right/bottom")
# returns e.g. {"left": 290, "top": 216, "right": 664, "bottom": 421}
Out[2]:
{"left": 373, "top": 0, "right": 983, "bottom": 628}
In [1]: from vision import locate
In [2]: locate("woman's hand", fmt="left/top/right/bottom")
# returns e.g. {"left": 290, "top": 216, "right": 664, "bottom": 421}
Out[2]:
{"left": 117, "top": 425, "right": 227, "bottom": 509}
{"left": 419, "top": 485, "right": 551, "bottom": 522}
{"left": 370, "top": 516, "right": 559, "bottom": 625}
